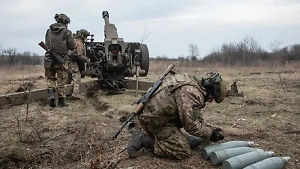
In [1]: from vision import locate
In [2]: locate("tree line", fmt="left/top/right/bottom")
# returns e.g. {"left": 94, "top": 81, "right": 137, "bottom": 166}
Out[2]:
{"left": 2, "top": 35, "right": 300, "bottom": 67}
{"left": 152, "top": 36, "right": 300, "bottom": 66}
{"left": 0, "top": 44, "right": 42, "bottom": 66}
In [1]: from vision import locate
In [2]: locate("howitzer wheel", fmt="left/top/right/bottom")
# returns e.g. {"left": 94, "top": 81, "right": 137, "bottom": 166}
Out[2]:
{"left": 139, "top": 44, "right": 149, "bottom": 76}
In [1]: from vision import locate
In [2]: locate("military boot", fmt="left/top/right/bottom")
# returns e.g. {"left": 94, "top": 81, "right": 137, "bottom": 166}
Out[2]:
{"left": 127, "top": 130, "right": 155, "bottom": 159}
{"left": 58, "top": 97, "right": 69, "bottom": 107}
{"left": 70, "top": 84, "right": 83, "bottom": 100}
{"left": 186, "top": 135, "right": 205, "bottom": 149}
{"left": 48, "top": 88, "right": 56, "bottom": 107}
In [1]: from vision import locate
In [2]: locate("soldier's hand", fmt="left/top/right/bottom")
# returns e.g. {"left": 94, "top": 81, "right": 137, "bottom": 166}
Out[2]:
{"left": 209, "top": 128, "right": 224, "bottom": 142}
{"left": 86, "top": 58, "right": 90, "bottom": 63}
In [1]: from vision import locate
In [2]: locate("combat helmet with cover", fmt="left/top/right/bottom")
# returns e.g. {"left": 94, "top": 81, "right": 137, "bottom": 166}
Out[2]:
{"left": 76, "top": 29, "right": 90, "bottom": 40}
{"left": 54, "top": 13, "right": 71, "bottom": 25}
{"left": 193, "top": 72, "right": 226, "bottom": 103}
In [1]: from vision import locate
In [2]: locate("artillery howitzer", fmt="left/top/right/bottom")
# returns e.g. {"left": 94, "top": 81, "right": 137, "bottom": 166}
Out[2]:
{"left": 0, "top": 11, "right": 151, "bottom": 106}
{"left": 81, "top": 11, "right": 149, "bottom": 91}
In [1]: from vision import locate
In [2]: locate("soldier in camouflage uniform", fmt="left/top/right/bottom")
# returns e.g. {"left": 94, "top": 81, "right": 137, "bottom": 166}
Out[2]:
{"left": 127, "top": 71, "right": 227, "bottom": 159}
{"left": 67, "top": 29, "right": 90, "bottom": 98}
{"left": 44, "top": 14, "right": 75, "bottom": 107}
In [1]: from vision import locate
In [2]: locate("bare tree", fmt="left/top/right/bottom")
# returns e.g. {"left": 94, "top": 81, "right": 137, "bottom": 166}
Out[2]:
{"left": 237, "top": 35, "right": 262, "bottom": 65}
{"left": 23, "top": 51, "right": 31, "bottom": 56}
{"left": 177, "top": 54, "right": 186, "bottom": 61}
{"left": 188, "top": 44, "right": 199, "bottom": 61}
{"left": 288, "top": 44, "right": 300, "bottom": 60}
{"left": 139, "top": 25, "right": 153, "bottom": 44}
{"left": 3, "top": 48, "right": 17, "bottom": 65}
{"left": 269, "top": 40, "right": 283, "bottom": 53}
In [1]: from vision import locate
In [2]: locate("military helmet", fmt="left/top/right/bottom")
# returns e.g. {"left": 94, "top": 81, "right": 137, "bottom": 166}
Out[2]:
{"left": 76, "top": 29, "right": 90, "bottom": 40}
{"left": 77, "top": 29, "right": 90, "bottom": 37}
{"left": 201, "top": 72, "right": 227, "bottom": 103}
{"left": 54, "top": 14, "right": 71, "bottom": 25}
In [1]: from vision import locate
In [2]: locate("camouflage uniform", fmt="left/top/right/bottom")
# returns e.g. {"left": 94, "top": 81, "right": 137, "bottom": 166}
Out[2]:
{"left": 44, "top": 14, "right": 75, "bottom": 106}
{"left": 67, "top": 29, "right": 90, "bottom": 95}
{"left": 128, "top": 72, "right": 227, "bottom": 159}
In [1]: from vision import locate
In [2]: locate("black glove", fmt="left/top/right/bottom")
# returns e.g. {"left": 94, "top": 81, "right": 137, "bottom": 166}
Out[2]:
{"left": 209, "top": 128, "right": 224, "bottom": 142}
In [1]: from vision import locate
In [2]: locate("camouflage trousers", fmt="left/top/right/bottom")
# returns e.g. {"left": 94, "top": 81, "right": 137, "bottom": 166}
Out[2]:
{"left": 45, "top": 67, "right": 67, "bottom": 98}
{"left": 151, "top": 126, "right": 191, "bottom": 159}
{"left": 67, "top": 61, "right": 81, "bottom": 94}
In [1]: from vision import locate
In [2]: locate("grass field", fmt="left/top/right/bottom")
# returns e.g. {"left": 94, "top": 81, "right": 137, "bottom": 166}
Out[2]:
{"left": 0, "top": 61, "right": 299, "bottom": 169}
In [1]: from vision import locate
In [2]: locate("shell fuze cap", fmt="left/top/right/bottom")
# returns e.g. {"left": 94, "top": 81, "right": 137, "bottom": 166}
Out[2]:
{"left": 54, "top": 13, "right": 71, "bottom": 24}
{"left": 202, "top": 72, "right": 227, "bottom": 103}
{"left": 77, "top": 29, "right": 90, "bottom": 37}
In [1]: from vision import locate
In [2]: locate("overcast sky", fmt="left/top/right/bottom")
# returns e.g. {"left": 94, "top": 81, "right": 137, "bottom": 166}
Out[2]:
{"left": 1, "top": 0, "right": 300, "bottom": 58}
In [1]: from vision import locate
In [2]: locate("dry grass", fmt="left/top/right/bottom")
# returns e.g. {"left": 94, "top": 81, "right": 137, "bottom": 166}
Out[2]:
{"left": 0, "top": 65, "right": 44, "bottom": 81}
{"left": 0, "top": 65, "right": 45, "bottom": 94}
{"left": 0, "top": 62, "right": 300, "bottom": 169}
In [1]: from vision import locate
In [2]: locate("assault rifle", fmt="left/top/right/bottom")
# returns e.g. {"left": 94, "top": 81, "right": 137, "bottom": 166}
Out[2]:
{"left": 112, "top": 64, "right": 175, "bottom": 140}
{"left": 38, "top": 41, "right": 73, "bottom": 80}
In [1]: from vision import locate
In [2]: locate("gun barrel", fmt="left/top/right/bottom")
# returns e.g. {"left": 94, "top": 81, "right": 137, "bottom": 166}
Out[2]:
{"left": 160, "top": 64, "right": 175, "bottom": 79}
{"left": 102, "top": 10, "right": 119, "bottom": 39}
{"left": 38, "top": 41, "right": 49, "bottom": 52}
{"left": 102, "top": 11, "right": 110, "bottom": 25}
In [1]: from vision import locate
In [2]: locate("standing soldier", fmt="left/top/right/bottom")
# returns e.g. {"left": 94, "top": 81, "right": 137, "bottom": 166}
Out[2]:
{"left": 127, "top": 71, "right": 227, "bottom": 159}
{"left": 44, "top": 14, "right": 75, "bottom": 107}
{"left": 68, "top": 29, "right": 90, "bottom": 98}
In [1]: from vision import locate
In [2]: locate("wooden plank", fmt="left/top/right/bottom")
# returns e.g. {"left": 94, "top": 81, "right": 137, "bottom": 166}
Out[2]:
{"left": 0, "top": 79, "right": 154, "bottom": 106}
{"left": 127, "top": 79, "right": 153, "bottom": 91}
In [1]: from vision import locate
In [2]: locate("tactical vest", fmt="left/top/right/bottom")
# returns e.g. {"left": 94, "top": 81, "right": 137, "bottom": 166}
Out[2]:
{"left": 139, "top": 73, "right": 206, "bottom": 133}
{"left": 46, "top": 29, "right": 68, "bottom": 55}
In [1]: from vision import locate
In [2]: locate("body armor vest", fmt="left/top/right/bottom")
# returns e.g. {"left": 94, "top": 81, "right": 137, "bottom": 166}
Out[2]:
{"left": 46, "top": 29, "right": 68, "bottom": 55}
{"left": 139, "top": 73, "right": 206, "bottom": 133}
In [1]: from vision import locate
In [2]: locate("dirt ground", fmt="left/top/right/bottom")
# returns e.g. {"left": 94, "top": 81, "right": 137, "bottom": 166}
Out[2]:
{"left": 0, "top": 62, "right": 300, "bottom": 169}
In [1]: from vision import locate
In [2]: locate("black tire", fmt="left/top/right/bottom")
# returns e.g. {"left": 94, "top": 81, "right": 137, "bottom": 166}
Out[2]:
{"left": 139, "top": 44, "right": 149, "bottom": 76}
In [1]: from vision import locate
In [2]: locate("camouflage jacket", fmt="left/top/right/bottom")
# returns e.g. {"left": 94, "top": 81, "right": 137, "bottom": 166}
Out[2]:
{"left": 138, "top": 73, "right": 213, "bottom": 140}
{"left": 174, "top": 85, "right": 212, "bottom": 139}
{"left": 72, "top": 38, "right": 89, "bottom": 61}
